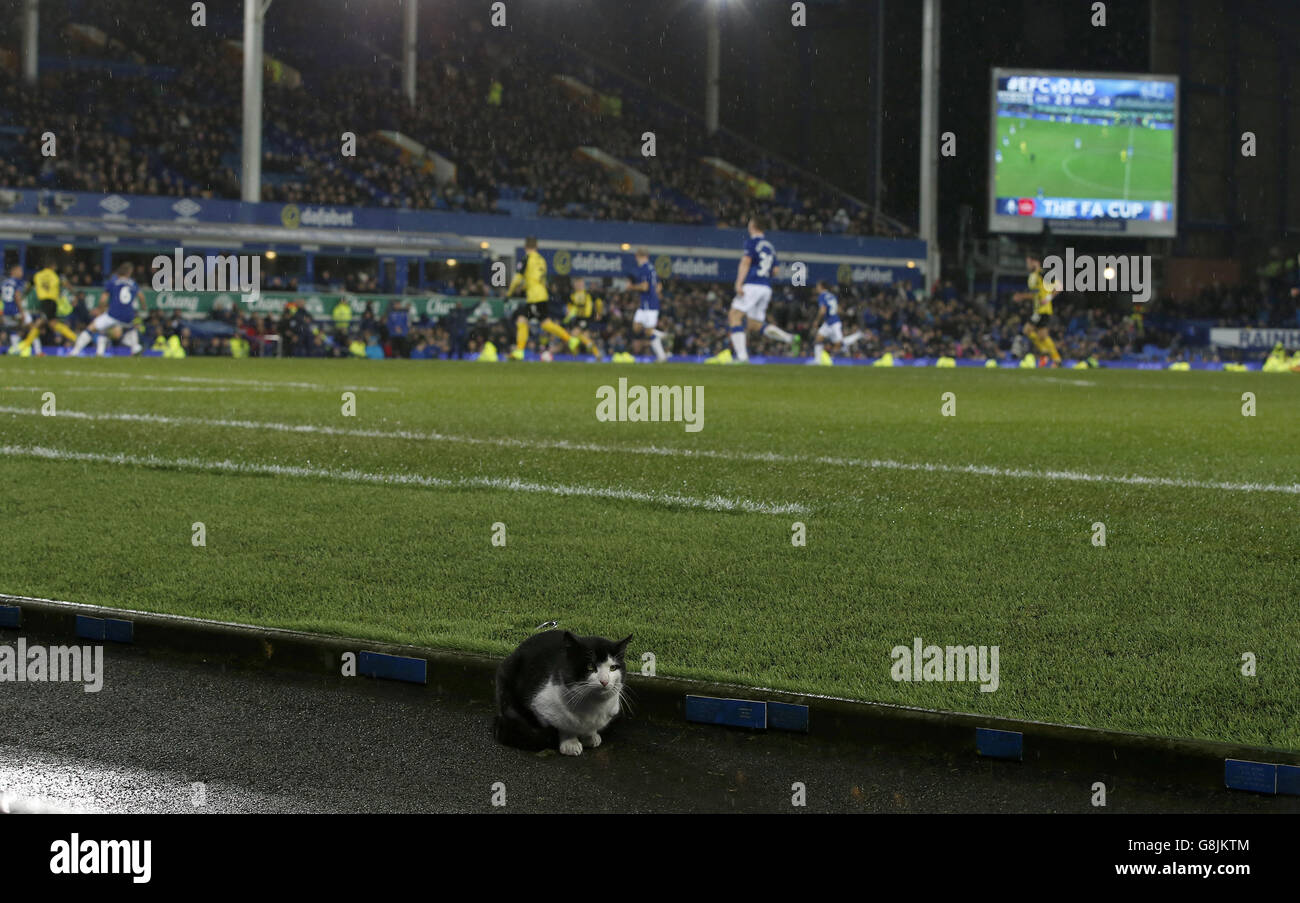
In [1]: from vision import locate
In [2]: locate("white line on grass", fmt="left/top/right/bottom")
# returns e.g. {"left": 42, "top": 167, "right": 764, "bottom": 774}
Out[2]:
{"left": 1060, "top": 152, "right": 1125, "bottom": 197}
{"left": 1123, "top": 123, "right": 1135, "bottom": 200}
{"left": 0, "top": 443, "right": 810, "bottom": 516}
{"left": 2, "top": 385, "right": 273, "bottom": 393}
{"left": 20, "top": 368, "right": 400, "bottom": 393}
{"left": 1038, "top": 376, "right": 1097, "bottom": 387}
{"left": 3, "top": 405, "right": 1296, "bottom": 496}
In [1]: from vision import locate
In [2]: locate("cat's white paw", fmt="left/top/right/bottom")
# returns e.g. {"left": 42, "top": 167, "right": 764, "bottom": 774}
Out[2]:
{"left": 581, "top": 732, "right": 602, "bottom": 748}
{"left": 559, "top": 736, "right": 584, "bottom": 756}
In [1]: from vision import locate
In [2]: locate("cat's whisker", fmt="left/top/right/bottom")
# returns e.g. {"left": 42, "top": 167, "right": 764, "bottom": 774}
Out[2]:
{"left": 562, "top": 682, "right": 595, "bottom": 706}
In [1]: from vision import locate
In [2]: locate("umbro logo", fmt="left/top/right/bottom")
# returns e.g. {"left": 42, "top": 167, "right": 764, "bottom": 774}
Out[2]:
{"left": 172, "top": 198, "right": 201, "bottom": 219}
{"left": 99, "top": 194, "right": 130, "bottom": 215}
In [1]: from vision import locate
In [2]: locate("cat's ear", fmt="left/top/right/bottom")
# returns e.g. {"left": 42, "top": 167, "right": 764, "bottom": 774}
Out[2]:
{"left": 614, "top": 634, "right": 632, "bottom": 654}
{"left": 562, "top": 631, "right": 580, "bottom": 647}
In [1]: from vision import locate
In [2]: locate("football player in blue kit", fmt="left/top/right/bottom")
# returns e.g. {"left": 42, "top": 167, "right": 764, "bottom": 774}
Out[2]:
{"left": 70, "top": 262, "right": 147, "bottom": 357}
{"left": 1, "top": 264, "right": 32, "bottom": 353}
{"left": 707, "top": 216, "right": 795, "bottom": 363}
{"left": 807, "top": 280, "right": 863, "bottom": 365}
{"left": 628, "top": 248, "right": 668, "bottom": 362}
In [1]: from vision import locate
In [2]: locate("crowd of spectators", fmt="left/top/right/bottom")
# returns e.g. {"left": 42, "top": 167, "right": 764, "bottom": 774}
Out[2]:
{"left": 547, "top": 273, "right": 1300, "bottom": 364}
{"left": 582, "top": 279, "right": 1153, "bottom": 364}
{"left": 1, "top": 7, "right": 898, "bottom": 235}
{"left": 243, "top": 276, "right": 1294, "bottom": 364}
{"left": 0, "top": 61, "right": 242, "bottom": 198}
{"left": 12, "top": 253, "right": 1296, "bottom": 364}
{"left": 4, "top": 2, "right": 1296, "bottom": 361}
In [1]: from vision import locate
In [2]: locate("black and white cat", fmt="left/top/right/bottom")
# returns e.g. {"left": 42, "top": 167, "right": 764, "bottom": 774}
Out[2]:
{"left": 494, "top": 630, "right": 632, "bottom": 756}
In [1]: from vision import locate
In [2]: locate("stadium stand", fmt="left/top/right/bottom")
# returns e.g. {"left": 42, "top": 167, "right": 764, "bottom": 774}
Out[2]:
{"left": 2, "top": 0, "right": 1297, "bottom": 365}
{"left": 0, "top": 0, "right": 896, "bottom": 234}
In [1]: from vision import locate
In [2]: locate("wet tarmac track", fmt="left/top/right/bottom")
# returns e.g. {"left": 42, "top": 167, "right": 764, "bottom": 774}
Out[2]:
{"left": 1, "top": 633, "right": 1294, "bottom": 814}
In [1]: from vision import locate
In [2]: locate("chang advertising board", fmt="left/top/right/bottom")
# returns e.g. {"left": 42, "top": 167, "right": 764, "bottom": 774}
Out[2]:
{"left": 145, "top": 291, "right": 507, "bottom": 320}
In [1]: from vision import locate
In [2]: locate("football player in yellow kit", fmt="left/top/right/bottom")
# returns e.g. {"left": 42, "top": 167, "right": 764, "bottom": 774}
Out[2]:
{"left": 565, "top": 277, "right": 603, "bottom": 360}
{"left": 1016, "top": 256, "right": 1062, "bottom": 367}
{"left": 507, "top": 236, "right": 578, "bottom": 361}
{"left": 15, "top": 262, "right": 80, "bottom": 354}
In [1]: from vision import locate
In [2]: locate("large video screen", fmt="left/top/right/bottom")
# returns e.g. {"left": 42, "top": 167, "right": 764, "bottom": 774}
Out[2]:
{"left": 988, "top": 69, "right": 1179, "bottom": 237}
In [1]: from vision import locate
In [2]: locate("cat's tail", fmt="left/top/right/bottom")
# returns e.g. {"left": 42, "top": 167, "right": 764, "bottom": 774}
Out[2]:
{"left": 493, "top": 705, "right": 558, "bottom": 751}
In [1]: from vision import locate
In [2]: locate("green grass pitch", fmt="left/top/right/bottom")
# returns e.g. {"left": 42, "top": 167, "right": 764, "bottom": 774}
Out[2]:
{"left": 1, "top": 357, "right": 1297, "bottom": 750}
{"left": 994, "top": 117, "right": 1175, "bottom": 201}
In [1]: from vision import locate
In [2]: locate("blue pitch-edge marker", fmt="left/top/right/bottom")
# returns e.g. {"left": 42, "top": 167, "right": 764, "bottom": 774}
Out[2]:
{"left": 1277, "top": 765, "right": 1300, "bottom": 796}
{"left": 105, "top": 619, "right": 134, "bottom": 643}
{"left": 358, "top": 651, "right": 427, "bottom": 685}
{"left": 74, "top": 615, "right": 134, "bottom": 643}
{"left": 976, "top": 727, "right": 1023, "bottom": 761}
{"left": 767, "top": 701, "right": 810, "bottom": 733}
{"left": 0, "top": 605, "right": 20, "bottom": 628}
{"left": 685, "top": 695, "right": 767, "bottom": 730}
{"left": 75, "top": 615, "right": 106, "bottom": 641}
{"left": 1224, "top": 759, "right": 1278, "bottom": 794}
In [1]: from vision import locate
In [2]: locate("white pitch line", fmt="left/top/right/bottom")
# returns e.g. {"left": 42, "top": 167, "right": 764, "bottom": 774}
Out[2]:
{"left": 1060, "top": 152, "right": 1124, "bottom": 197}
{"left": 1123, "top": 123, "right": 1135, "bottom": 200}
{"left": 1, "top": 404, "right": 1296, "bottom": 496}
{"left": 1038, "top": 376, "right": 1097, "bottom": 387}
{"left": 0, "top": 443, "right": 809, "bottom": 516}
{"left": 8, "top": 367, "right": 400, "bottom": 393}
{"left": 2, "top": 385, "right": 272, "bottom": 393}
